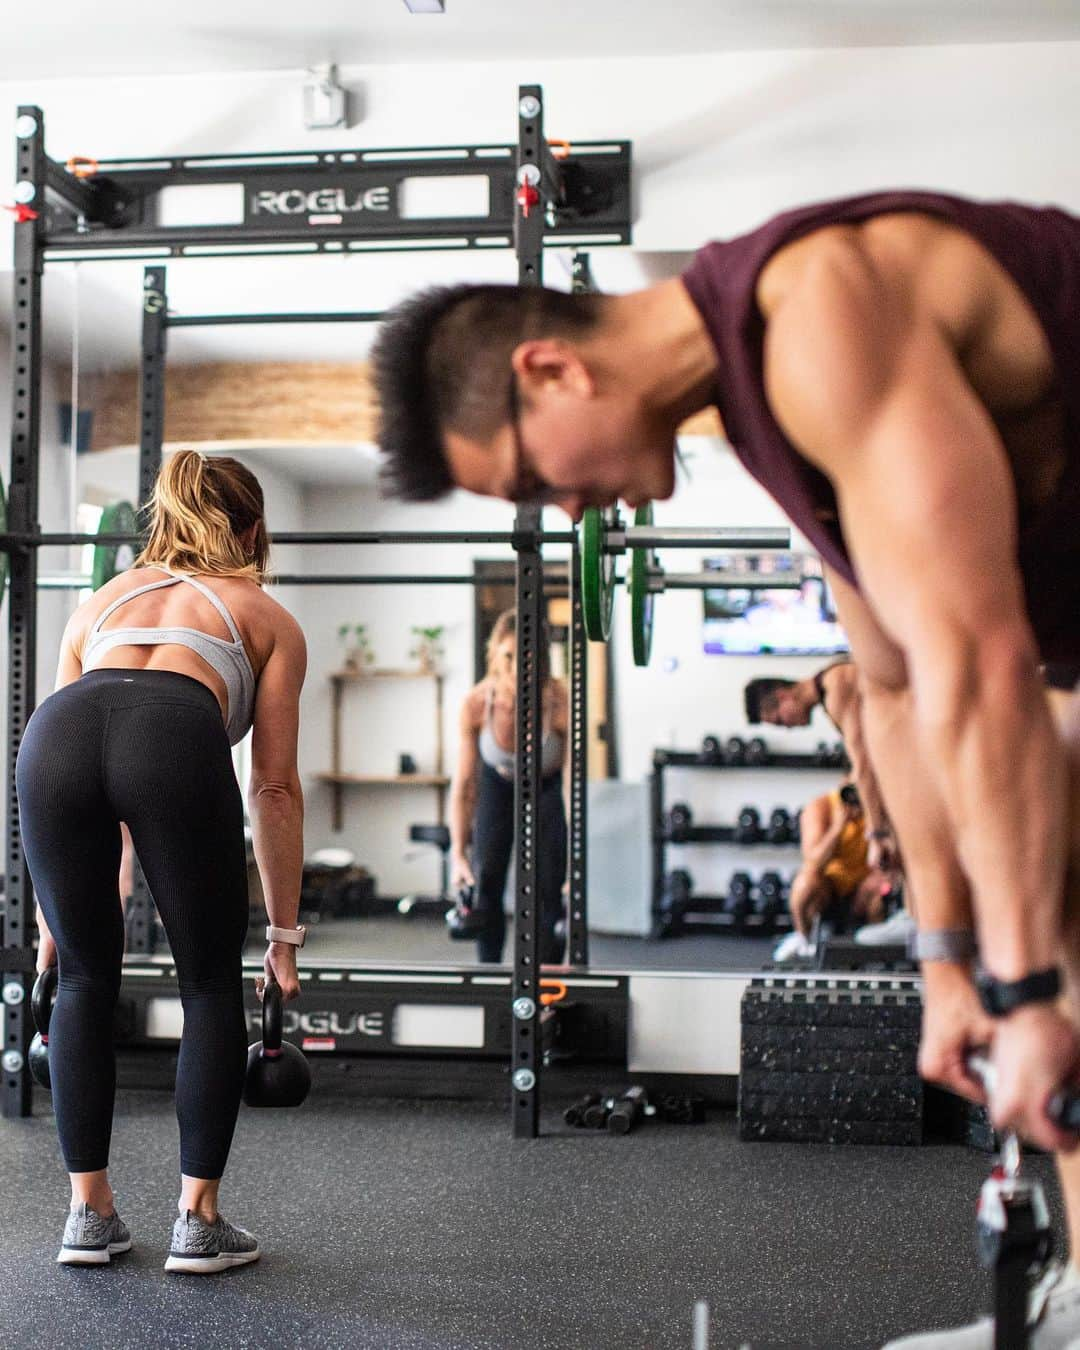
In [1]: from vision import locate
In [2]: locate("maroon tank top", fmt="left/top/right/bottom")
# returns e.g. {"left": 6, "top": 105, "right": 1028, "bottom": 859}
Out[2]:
{"left": 681, "top": 190, "right": 1080, "bottom": 661}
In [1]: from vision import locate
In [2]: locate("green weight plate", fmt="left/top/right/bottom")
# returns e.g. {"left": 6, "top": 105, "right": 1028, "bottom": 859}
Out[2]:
{"left": 629, "top": 502, "right": 656, "bottom": 667}
{"left": 580, "top": 506, "right": 617, "bottom": 642}
{"left": 92, "top": 500, "right": 138, "bottom": 591}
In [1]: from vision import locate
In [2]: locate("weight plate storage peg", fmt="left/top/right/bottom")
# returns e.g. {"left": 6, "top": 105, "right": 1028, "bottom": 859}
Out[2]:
{"left": 92, "top": 500, "right": 138, "bottom": 591}
{"left": 628, "top": 502, "right": 657, "bottom": 666}
{"left": 244, "top": 979, "right": 311, "bottom": 1109}
{"left": 580, "top": 505, "right": 620, "bottom": 642}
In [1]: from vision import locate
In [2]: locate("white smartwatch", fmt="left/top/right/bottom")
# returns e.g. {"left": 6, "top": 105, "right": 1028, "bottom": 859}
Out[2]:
{"left": 266, "top": 924, "right": 307, "bottom": 948}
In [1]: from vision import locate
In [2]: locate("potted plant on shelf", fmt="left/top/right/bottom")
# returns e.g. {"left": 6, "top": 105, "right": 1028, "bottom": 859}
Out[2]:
{"left": 338, "top": 623, "right": 374, "bottom": 672}
{"left": 410, "top": 625, "right": 445, "bottom": 675}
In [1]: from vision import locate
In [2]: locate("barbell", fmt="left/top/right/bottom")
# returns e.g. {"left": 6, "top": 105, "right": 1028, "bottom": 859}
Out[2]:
{"left": 578, "top": 504, "right": 794, "bottom": 666}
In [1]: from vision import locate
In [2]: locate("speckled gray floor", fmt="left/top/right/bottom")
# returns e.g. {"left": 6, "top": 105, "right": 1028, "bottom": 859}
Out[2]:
{"left": 0, "top": 1090, "right": 1063, "bottom": 1350}
{"left": 258, "top": 914, "right": 777, "bottom": 972}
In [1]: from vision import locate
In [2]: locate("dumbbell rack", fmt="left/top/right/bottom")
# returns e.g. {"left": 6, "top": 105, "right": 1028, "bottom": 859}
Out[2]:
{"left": 650, "top": 744, "right": 848, "bottom": 939}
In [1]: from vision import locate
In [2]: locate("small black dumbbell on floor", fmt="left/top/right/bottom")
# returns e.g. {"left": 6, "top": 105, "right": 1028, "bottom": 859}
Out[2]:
{"left": 564, "top": 1093, "right": 603, "bottom": 1127}
{"left": 667, "top": 802, "right": 693, "bottom": 841}
{"left": 728, "top": 871, "right": 754, "bottom": 925}
{"left": 735, "top": 806, "right": 762, "bottom": 844}
{"left": 767, "top": 807, "right": 794, "bottom": 844}
{"left": 608, "top": 1086, "right": 649, "bottom": 1135}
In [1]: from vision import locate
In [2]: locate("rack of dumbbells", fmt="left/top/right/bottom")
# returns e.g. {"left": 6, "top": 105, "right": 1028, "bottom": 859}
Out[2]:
{"left": 651, "top": 734, "right": 849, "bottom": 939}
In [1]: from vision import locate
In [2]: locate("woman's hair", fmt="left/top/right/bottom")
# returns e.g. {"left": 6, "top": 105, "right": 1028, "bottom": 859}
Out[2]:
{"left": 137, "top": 451, "right": 270, "bottom": 581}
{"left": 485, "top": 607, "right": 551, "bottom": 681}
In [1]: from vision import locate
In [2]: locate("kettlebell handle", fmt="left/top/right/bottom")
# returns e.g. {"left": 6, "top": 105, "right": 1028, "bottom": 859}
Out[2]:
{"left": 262, "top": 977, "right": 284, "bottom": 1057}
{"left": 31, "top": 964, "right": 58, "bottom": 1040}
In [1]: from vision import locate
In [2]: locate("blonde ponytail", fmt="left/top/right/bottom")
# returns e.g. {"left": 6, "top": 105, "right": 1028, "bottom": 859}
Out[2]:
{"left": 137, "top": 451, "right": 269, "bottom": 581}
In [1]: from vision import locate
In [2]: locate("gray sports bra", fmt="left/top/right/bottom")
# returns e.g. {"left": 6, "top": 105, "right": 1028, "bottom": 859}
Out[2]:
{"left": 478, "top": 682, "right": 564, "bottom": 781}
{"left": 81, "top": 570, "right": 257, "bottom": 746}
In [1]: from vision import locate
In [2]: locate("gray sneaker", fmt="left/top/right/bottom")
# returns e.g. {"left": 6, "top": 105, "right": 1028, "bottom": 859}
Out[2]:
{"left": 57, "top": 1202, "right": 132, "bottom": 1266}
{"left": 164, "top": 1210, "right": 260, "bottom": 1275}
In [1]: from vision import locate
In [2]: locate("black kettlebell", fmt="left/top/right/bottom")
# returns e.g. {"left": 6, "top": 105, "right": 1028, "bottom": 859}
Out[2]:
{"left": 243, "top": 979, "right": 311, "bottom": 1109}
{"left": 445, "top": 884, "right": 488, "bottom": 941}
{"left": 29, "top": 965, "right": 57, "bottom": 1091}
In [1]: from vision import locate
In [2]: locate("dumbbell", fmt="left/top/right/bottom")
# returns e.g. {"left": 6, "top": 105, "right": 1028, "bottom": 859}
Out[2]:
{"left": 667, "top": 802, "right": 693, "bottom": 841}
{"left": 727, "top": 871, "right": 754, "bottom": 923}
{"left": 582, "top": 1097, "right": 614, "bottom": 1129}
{"left": 766, "top": 807, "right": 794, "bottom": 845}
{"left": 725, "top": 736, "right": 747, "bottom": 765}
{"left": 815, "top": 741, "right": 833, "bottom": 767}
{"left": 756, "top": 871, "right": 786, "bottom": 925}
{"left": 658, "top": 1094, "right": 706, "bottom": 1125}
{"left": 564, "top": 1092, "right": 602, "bottom": 1127}
{"left": 701, "top": 734, "right": 723, "bottom": 765}
{"left": 829, "top": 742, "right": 847, "bottom": 767}
{"left": 608, "top": 1086, "right": 649, "bottom": 1136}
{"left": 792, "top": 809, "right": 802, "bottom": 843}
{"left": 734, "top": 806, "right": 762, "bottom": 844}
{"left": 745, "top": 736, "right": 770, "bottom": 766}
{"left": 663, "top": 869, "right": 693, "bottom": 913}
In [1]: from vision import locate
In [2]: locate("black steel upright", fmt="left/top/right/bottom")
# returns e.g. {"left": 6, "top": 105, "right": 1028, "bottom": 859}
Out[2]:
{"left": 565, "top": 252, "right": 594, "bottom": 968}
{"left": 566, "top": 534, "right": 589, "bottom": 967}
{"left": 3, "top": 109, "right": 47, "bottom": 1118}
{"left": 510, "top": 84, "right": 551, "bottom": 1140}
{"left": 139, "top": 267, "right": 167, "bottom": 507}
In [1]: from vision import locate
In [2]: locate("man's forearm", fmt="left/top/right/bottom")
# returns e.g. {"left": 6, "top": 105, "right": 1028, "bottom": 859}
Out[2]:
{"left": 248, "top": 783, "right": 304, "bottom": 930}
{"left": 860, "top": 680, "right": 974, "bottom": 934}
{"left": 912, "top": 640, "right": 1065, "bottom": 978}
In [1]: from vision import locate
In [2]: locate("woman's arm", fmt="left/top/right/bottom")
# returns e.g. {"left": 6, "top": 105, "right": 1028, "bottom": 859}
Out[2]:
{"left": 449, "top": 692, "right": 481, "bottom": 887}
{"left": 248, "top": 610, "right": 307, "bottom": 999}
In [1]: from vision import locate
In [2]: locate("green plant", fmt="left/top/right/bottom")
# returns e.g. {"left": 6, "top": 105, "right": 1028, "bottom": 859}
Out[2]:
{"left": 410, "top": 625, "right": 445, "bottom": 669}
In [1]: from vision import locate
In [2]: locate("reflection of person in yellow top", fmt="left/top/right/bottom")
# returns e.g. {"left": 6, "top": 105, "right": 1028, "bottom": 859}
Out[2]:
{"left": 788, "top": 781, "right": 892, "bottom": 939}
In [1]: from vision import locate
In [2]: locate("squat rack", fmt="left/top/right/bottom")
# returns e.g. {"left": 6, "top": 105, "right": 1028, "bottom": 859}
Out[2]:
{"left": 1, "top": 85, "right": 635, "bottom": 1133}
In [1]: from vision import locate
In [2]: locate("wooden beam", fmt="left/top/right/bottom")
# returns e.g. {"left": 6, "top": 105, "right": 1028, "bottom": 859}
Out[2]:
{"left": 66, "top": 361, "right": 723, "bottom": 453}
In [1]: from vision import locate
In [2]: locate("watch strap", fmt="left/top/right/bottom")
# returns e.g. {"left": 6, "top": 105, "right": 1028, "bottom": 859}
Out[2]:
{"left": 266, "top": 924, "right": 306, "bottom": 948}
{"left": 977, "top": 967, "right": 1061, "bottom": 1017}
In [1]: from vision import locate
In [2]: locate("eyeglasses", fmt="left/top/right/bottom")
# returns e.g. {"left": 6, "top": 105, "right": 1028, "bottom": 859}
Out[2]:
{"left": 504, "top": 372, "right": 562, "bottom": 506}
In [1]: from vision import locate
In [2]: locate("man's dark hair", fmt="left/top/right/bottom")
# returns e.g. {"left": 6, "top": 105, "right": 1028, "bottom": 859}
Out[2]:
{"left": 372, "top": 283, "right": 604, "bottom": 501}
{"left": 743, "top": 677, "right": 796, "bottom": 724}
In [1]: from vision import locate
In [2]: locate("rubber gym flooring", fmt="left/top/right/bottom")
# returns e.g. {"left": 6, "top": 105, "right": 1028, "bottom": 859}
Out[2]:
{"left": 0, "top": 1082, "right": 1063, "bottom": 1350}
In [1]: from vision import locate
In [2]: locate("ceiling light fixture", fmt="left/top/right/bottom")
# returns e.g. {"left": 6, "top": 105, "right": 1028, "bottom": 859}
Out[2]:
{"left": 403, "top": 0, "right": 446, "bottom": 12}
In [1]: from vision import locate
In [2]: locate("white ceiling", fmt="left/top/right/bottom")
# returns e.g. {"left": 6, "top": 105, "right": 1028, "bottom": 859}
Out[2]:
{"left": 4, "top": 1, "right": 1080, "bottom": 80}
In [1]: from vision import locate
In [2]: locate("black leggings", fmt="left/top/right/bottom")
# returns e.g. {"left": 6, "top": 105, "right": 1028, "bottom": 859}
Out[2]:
{"left": 16, "top": 669, "right": 249, "bottom": 1179}
{"left": 472, "top": 763, "right": 567, "bottom": 964}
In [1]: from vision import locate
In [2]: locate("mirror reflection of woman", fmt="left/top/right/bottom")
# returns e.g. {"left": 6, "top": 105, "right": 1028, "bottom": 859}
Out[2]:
{"left": 449, "top": 609, "right": 568, "bottom": 964}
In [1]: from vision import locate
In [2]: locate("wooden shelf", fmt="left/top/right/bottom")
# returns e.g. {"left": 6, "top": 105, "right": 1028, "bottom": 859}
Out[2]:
{"left": 330, "top": 668, "right": 442, "bottom": 682}
{"left": 315, "top": 773, "right": 450, "bottom": 788}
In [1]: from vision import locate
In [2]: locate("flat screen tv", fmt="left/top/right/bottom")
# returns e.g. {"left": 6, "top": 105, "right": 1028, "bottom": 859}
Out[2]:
{"left": 702, "top": 553, "right": 849, "bottom": 657}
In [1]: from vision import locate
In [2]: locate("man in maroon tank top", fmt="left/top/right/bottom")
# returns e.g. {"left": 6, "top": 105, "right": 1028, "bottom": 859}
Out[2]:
{"left": 376, "top": 192, "right": 1080, "bottom": 1347}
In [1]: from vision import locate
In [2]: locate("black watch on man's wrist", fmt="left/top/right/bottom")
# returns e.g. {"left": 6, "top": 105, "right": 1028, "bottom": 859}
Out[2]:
{"left": 976, "top": 967, "right": 1061, "bottom": 1018}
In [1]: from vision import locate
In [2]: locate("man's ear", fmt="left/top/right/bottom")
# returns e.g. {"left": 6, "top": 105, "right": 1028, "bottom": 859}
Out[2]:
{"left": 512, "top": 339, "right": 594, "bottom": 400}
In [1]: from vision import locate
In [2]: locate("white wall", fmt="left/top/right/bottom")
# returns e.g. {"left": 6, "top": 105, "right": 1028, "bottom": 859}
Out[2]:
{"left": 3, "top": 41, "right": 1080, "bottom": 269}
